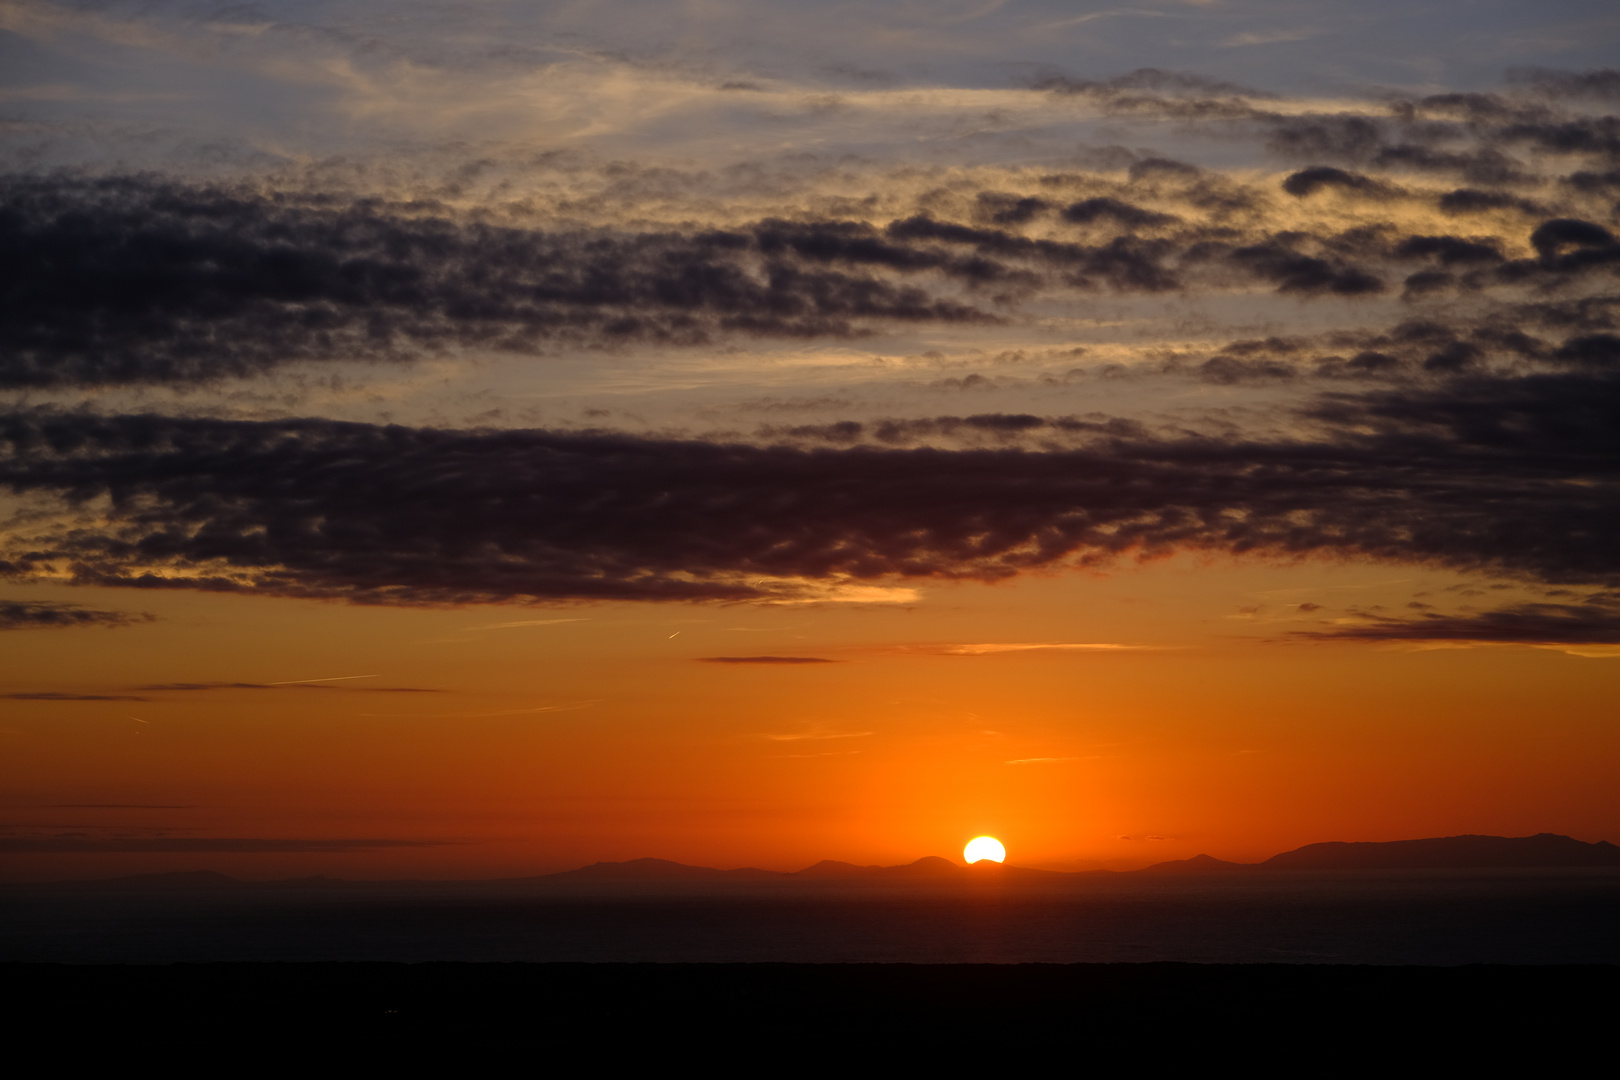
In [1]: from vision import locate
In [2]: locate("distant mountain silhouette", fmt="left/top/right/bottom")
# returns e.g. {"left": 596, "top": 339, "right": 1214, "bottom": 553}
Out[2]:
{"left": 794, "top": 856, "right": 962, "bottom": 879}
{"left": 1137, "top": 854, "right": 1249, "bottom": 874}
{"left": 1131, "top": 833, "right": 1620, "bottom": 873}
{"left": 1258, "top": 833, "right": 1620, "bottom": 870}
{"left": 20, "top": 833, "right": 1620, "bottom": 890}
{"left": 550, "top": 857, "right": 783, "bottom": 881}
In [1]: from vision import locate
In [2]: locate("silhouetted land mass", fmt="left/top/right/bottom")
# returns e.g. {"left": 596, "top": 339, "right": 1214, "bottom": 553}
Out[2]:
{"left": 11, "top": 835, "right": 1619, "bottom": 898}
{"left": 1135, "top": 854, "right": 1251, "bottom": 874}
{"left": 1256, "top": 833, "right": 1620, "bottom": 870}
{"left": 795, "top": 855, "right": 964, "bottom": 878}
{"left": 5, "top": 962, "right": 1614, "bottom": 1062}
{"left": 552, "top": 857, "right": 782, "bottom": 881}
{"left": 559, "top": 833, "right": 1620, "bottom": 880}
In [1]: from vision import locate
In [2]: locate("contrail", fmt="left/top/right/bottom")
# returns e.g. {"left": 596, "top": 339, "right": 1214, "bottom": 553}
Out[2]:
{"left": 268, "top": 674, "right": 380, "bottom": 685}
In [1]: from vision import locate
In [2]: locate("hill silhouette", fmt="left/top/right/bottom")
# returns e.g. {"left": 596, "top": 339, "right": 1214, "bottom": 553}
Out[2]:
{"left": 1137, "top": 854, "right": 1249, "bottom": 874}
{"left": 17, "top": 833, "right": 1620, "bottom": 890}
{"left": 1258, "top": 833, "right": 1620, "bottom": 870}
{"left": 557, "top": 835, "right": 1620, "bottom": 880}
{"left": 542, "top": 834, "right": 1620, "bottom": 881}
{"left": 795, "top": 856, "right": 962, "bottom": 879}
{"left": 550, "top": 857, "right": 782, "bottom": 881}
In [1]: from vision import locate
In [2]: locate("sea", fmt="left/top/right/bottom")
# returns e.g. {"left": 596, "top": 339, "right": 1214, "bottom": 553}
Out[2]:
{"left": 4, "top": 868, "right": 1617, "bottom": 965}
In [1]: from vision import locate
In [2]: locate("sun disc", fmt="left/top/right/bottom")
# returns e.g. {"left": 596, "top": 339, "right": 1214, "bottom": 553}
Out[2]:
{"left": 963, "top": 836, "right": 1006, "bottom": 864}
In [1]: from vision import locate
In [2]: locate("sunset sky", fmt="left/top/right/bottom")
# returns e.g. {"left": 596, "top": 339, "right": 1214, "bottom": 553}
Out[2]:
{"left": 3, "top": 0, "right": 1618, "bottom": 880}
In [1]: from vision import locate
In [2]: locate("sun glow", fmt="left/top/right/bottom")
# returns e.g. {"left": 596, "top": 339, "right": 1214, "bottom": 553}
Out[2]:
{"left": 963, "top": 836, "right": 1006, "bottom": 864}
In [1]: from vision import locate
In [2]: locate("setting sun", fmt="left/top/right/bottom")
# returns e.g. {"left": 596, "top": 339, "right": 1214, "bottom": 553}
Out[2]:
{"left": 964, "top": 837, "right": 1006, "bottom": 864}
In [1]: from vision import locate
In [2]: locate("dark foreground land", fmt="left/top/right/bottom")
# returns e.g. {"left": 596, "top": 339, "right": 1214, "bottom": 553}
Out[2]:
{"left": 7, "top": 962, "right": 1615, "bottom": 1061}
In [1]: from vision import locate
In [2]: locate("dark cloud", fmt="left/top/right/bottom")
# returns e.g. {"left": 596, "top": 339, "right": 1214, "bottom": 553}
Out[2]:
{"left": 1562, "top": 169, "right": 1620, "bottom": 194}
{"left": 1293, "top": 600, "right": 1620, "bottom": 646}
{"left": 883, "top": 216, "right": 1179, "bottom": 292}
{"left": 699, "top": 656, "right": 836, "bottom": 664}
{"left": 1506, "top": 68, "right": 1620, "bottom": 102}
{"left": 1263, "top": 81, "right": 1619, "bottom": 185}
{"left": 1060, "top": 198, "right": 1178, "bottom": 228}
{"left": 0, "top": 176, "right": 999, "bottom": 387}
{"left": 762, "top": 413, "right": 1124, "bottom": 446}
{"left": 1498, "top": 117, "right": 1620, "bottom": 160}
{"left": 1412, "top": 92, "right": 1520, "bottom": 123}
{"left": 1393, "top": 236, "right": 1503, "bottom": 266}
{"left": 1401, "top": 270, "right": 1454, "bottom": 298}
{"left": 1438, "top": 188, "right": 1543, "bottom": 215}
{"left": 1038, "top": 69, "right": 1266, "bottom": 100}
{"left": 1195, "top": 356, "right": 1297, "bottom": 384}
{"left": 0, "top": 599, "right": 153, "bottom": 630}
{"left": 1266, "top": 115, "right": 1388, "bottom": 162}
{"left": 972, "top": 192, "right": 1050, "bottom": 225}
{"left": 0, "top": 837, "right": 450, "bottom": 854}
{"left": 1552, "top": 333, "right": 1620, "bottom": 368}
{"left": 1373, "top": 146, "right": 1530, "bottom": 185}
{"left": 8, "top": 153, "right": 1617, "bottom": 388}
{"left": 1527, "top": 219, "right": 1620, "bottom": 271}
{"left": 1223, "top": 241, "right": 1385, "bottom": 296}
{"left": 0, "top": 353, "right": 1615, "bottom": 604}
{"left": 1035, "top": 71, "right": 1619, "bottom": 204}
{"left": 1315, "top": 350, "right": 1406, "bottom": 379}
{"left": 1252, "top": 311, "right": 1618, "bottom": 381}
{"left": 1032, "top": 69, "right": 1269, "bottom": 120}
{"left": 1282, "top": 167, "right": 1394, "bottom": 199}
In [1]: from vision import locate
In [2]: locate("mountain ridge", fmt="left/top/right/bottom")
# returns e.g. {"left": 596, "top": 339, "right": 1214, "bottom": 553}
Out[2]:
{"left": 14, "top": 833, "right": 1618, "bottom": 888}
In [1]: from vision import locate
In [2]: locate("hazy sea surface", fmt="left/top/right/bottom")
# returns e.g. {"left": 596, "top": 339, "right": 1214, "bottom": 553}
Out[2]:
{"left": 5, "top": 869, "right": 1617, "bottom": 965}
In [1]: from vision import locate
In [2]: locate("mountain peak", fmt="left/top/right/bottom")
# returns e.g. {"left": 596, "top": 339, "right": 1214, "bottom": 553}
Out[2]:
{"left": 1261, "top": 833, "right": 1620, "bottom": 870}
{"left": 1138, "top": 853, "right": 1247, "bottom": 874}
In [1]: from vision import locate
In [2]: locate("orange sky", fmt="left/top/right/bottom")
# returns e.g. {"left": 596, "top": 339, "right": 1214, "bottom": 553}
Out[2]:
{"left": 6, "top": 557, "right": 1617, "bottom": 880}
{"left": 4, "top": 1, "right": 1619, "bottom": 880}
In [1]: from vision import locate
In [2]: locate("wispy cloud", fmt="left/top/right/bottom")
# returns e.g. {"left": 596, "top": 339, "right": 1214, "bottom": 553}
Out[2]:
{"left": 1221, "top": 29, "right": 1316, "bottom": 48}
{"left": 138, "top": 682, "right": 440, "bottom": 693}
{"left": 921, "top": 642, "right": 1159, "bottom": 655}
{"left": 460, "top": 618, "right": 588, "bottom": 631}
{"left": 360, "top": 701, "right": 600, "bottom": 718}
{"left": 762, "top": 730, "right": 874, "bottom": 742}
{"left": 773, "top": 749, "right": 864, "bottom": 758}
{"left": 1037, "top": 9, "right": 1176, "bottom": 32}
{"left": 701, "top": 656, "right": 838, "bottom": 664}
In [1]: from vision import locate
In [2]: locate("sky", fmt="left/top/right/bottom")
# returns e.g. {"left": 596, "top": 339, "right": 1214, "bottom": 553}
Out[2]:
{"left": 2, "top": 0, "right": 1619, "bottom": 879}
